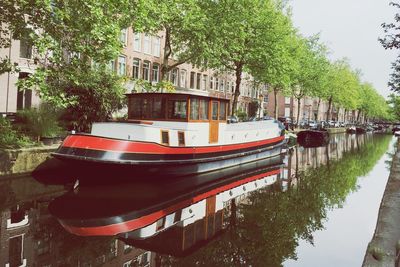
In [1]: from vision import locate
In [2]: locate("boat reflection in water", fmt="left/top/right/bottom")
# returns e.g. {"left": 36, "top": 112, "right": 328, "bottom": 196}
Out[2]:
{"left": 49, "top": 154, "right": 285, "bottom": 255}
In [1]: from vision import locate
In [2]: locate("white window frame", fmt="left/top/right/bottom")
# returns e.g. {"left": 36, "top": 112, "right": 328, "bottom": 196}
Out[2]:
{"left": 133, "top": 33, "right": 141, "bottom": 52}
{"left": 152, "top": 64, "right": 160, "bottom": 82}
{"left": 132, "top": 58, "right": 140, "bottom": 79}
{"left": 120, "top": 28, "right": 128, "bottom": 46}
{"left": 153, "top": 36, "right": 161, "bottom": 57}
{"left": 143, "top": 34, "right": 151, "bottom": 55}
{"left": 180, "top": 69, "right": 187, "bottom": 88}
{"left": 142, "top": 61, "right": 150, "bottom": 81}
{"left": 118, "top": 55, "right": 126, "bottom": 76}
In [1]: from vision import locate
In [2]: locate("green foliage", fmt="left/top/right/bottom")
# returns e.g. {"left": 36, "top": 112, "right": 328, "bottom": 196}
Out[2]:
{"left": 0, "top": 117, "right": 34, "bottom": 149}
{"left": 132, "top": 79, "right": 176, "bottom": 93}
{"left": 57, "top": 66, "right": 126, "bottom": 132}
{"left": 236, "top": 109, "right": 248, "bottom": 121}
{"left": 200, "top": 0, "right": 293, "bottom": 115}
{"left": 16, "top": 104, "right": 62, "bottom": 141}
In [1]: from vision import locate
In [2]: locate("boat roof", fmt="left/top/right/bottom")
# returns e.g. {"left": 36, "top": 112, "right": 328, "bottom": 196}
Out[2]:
{"left": 125, "top": 92, "right": 230, "bottom": 102}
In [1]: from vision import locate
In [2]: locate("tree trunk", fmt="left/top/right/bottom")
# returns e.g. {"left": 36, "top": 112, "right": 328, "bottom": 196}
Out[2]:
{"left": 274, "top": 88, "right": 278, "bottom": 119}
{"left": 356, "top": 110, "right": 362, "bottom": 123}
{"left": 316, "top": 98, "right": 321, "bottom": 120}
{"left": 296, "top": 98, "right": 301, "bottom": 128}
{"left": 344, "top": 109, "right": 347, "bottom": 123}
{"left": 231, "top": 63, "right": 243, "bottom": 116}
{"left": 161, "top": 27, "right": 171, "bottom": 81}
{"left": 326, "top": 96, "right": 333, "bottom": 121}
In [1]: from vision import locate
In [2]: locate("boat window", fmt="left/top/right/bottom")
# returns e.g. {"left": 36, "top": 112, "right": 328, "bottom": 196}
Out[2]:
{"left": 211, "top": 101, "right": 218, "bottom": 120}
{"left": 168, "top": 99, "right": 187, "bottom": 119}
{"left": 190, "top": 98, "right": 199, "bottom": 120}
{"left": 142, "top": 98, "right": 152, "bottom": 119}
{"left": 128, "top": 98, "right": 142, "bottom": 118}
{"left": 199, "top": 99, "right": 209, "bottom": 120}
{"left": 161, "top": 130, "right": 169, "bottom": 145}
{"left": 219, "top": 101, "right": 226, "bottom": 120}
{"left": 152, "top": 97, "right": 165, "bottom": 119}
{"left": 178, "top": 131, "right": 185, "bottom": 146}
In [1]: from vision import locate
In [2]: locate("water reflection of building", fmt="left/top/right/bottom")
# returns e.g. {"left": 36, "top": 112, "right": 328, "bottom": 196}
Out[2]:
{"left": 0, "top": 176, "right": 158, "bottom": 267}
{"left": 282, "top": 134, "right": 370, "bottom": 189}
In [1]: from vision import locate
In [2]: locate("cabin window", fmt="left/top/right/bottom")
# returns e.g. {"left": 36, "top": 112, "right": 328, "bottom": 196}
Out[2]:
{"left": 219, "top": 102, "right": 227, "bottom": 120}
{"left": 178, "top": 132, "right": 185, "bottom": 146}
{"left": 142, "top": 98, "right": 152, "bottom": 119}
{"left": 211, "top": 101, "right": 219, "bottom": 120}
{"left": 190, "top": 98, "right": 200, "bottom": 120}
{"left": 168, "top": 99, "right": 187, "bottom": 119}
{"left": 129, "top": 98, "right": 142, "bottom": 118}
{"left": 161, "top": 130, "right": 169, "bottom": 145}
{"left": 199, "top": 99, "right": 209, "bottom": 120}
{"left": 152, "top": 97, "right": 164, "bottom": 118}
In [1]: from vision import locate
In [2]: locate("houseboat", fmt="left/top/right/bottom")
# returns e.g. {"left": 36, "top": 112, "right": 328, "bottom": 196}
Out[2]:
{"left": 52, "top": 92, "right": 286, "bottom": 176}
{"left": 49, "top": 155, "right": 284, "bottom": 237}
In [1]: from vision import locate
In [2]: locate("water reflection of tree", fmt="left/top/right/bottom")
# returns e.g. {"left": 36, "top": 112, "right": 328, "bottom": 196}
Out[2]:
{"left": 164, "top": 135, "right": 391, "bottom": 267}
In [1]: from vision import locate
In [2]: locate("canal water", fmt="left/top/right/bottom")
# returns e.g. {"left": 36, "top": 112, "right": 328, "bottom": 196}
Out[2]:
{"left": 0, "top": 133, "right": 394, "bottom": 267}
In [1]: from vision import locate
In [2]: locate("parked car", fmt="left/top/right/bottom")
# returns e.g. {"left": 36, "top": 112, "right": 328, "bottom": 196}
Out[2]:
{"left": 318, "top": 120, "right": 329, "bottom": 129}
{"left": 308, "top": 120, "right": 318, "bottom": 129}
{"left": 227, "top": 115, "right": 239, "bottom": 124}
{"left": 299, "top": 119, "right": 309, "bottom": 129}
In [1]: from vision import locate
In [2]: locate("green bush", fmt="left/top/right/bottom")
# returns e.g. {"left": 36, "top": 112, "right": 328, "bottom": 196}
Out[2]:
{"left": 0, "top": 117, "right": 34, "bottom": 149}
{"left": 16, "top": 104, "right": 62, "bottom": 141}
{"left": 236, "top": 109, "right": 248, "bottom": 121}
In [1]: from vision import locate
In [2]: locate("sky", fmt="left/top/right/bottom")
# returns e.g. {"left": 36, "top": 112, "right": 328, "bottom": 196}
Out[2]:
{"left": 289, "top": 0, "right": 398, "bottom": 98}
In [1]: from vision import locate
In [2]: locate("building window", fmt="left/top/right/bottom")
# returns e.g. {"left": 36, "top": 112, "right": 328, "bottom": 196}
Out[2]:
{"left": 120, "top": 28, "right": 128, "bottom": 45}
{"left": 180, "top": 69, "right": 187, "bottom": 88}
{"left": 178, "top": 132, "right": 185, "bottom": 146}
{"left": 17, "top": 73, "right": 32, "bottom": 110}
{"left": 264, "top": 95, "right": 269, "bottom": 102}
{"left": 202, "top": 75, "right": 208, "bottom": 91}
{"left": 143, "top": 34, "right": 151, "bottom": 54}
{"left": 132, "top": 58, "right": 140, "bottom": 79}
{"left": 118, "top": 55, "right": 126, "bottom": 76}
{"left": 215, "top": 78, "right": 219, "bottom": 91}
{"left": 142, "top": 61, "right": 150, "bottom": 81}
{"left": 152, "top": 64, "right": 159, "bottom": 82}
{"left": 161, "top": 131, "right": 169, "bottom": 145}
{"left": 285, "top": 97, "right": 291, "bottom": 104}
{"left": 108, "top": 59, "right": 116, "bottom": 72}
{"left": 220, "top": 80, "right": 224, "bottom": 92}
{"left": 232, "top": 83, "right": 235, "bottom": 93}
{"left": 170, "top": 68, "right": 178, "bottom": 85}
{"left": 133, "top": 32, "right": 141, "bottom": 52}
{"left": 196, "top": 73, "right": 201, "bottom": 90}
{"left": 153, "top": 36, "right": 161, "bottom": 57}
{"left": 190, "top": 72, "right": 195, "bottom": 89}
{"left": 19, "top": 38, "right": 32, "bottom": 59}
{"left": 285, "top": 107, "right": 290, "bottom": 117}
{"left": 210, "top": 77, "right": 214, "bottom": 90}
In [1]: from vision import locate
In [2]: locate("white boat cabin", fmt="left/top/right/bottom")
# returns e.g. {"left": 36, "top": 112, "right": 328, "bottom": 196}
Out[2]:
{"left": 91, "top": 92, "right": 281, "bottom": 147}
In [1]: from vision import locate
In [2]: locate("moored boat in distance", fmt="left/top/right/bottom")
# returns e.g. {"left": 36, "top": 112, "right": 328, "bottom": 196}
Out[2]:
{"left": 297, "top": 130, "right": 329, "bottom": 147}
{"left": 52, "top": 92, "right": 286, "bottom": 176}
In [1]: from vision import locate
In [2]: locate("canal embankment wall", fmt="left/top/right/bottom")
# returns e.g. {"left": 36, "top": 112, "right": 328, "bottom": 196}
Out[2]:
{"left": 0, "top": 145, "right": 58, "bottom": 177}
{"left": 363, "top": 139, "right": 400, "bottom": 267}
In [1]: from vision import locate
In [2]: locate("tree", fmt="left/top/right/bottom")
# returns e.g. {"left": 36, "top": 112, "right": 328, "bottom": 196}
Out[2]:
{"left": 200, "top": 0, "right": 292, "bottom": 115}
{"left": 288, "top": 35, "right": 328, "bottom": 125}
{"left": 380, "top": 1, "right": 400, "bottom": 92}
{"left": 251, "top": 26, "right": 297, "bottom": 119}
{"left": 144, "top": 0, "right": 209, "bottom": 81}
